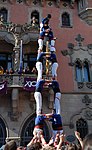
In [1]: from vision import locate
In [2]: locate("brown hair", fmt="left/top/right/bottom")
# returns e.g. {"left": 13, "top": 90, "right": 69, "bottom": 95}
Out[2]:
{"left": 83, "top": 133, "right": 92, "bottom": 150}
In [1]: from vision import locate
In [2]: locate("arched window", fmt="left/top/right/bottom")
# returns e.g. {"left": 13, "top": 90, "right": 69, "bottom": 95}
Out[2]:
{"left": 20, "top": 114, "right": 50, "bottom": 146}
{"left": 0, "top": 8, "right": 8, "bottom": 22}
{"left": 0, "top": 118, "right": 7, "bottom": 147}
{"left": 83, "top": 61, "right": 90, "bottom": 82}
{"left": 62, "top": 12, "right": 70, "bottom": 27}
{"left": 75, "top": 60, "right": 90, "bottom": 82}
{"left": 31, "top": 10, "right": 39, "bottom": 25}
{"left": 0, "top": 53, "right": 12, "bottom": 72}
{"left": 76, "top": 118, "right": 88, "bottom": 140}
{"left": 23, "top": 54, "right": 37, "bottom": 72}
{"left": 75, "top": 60, "right": 82, "bottom": 82}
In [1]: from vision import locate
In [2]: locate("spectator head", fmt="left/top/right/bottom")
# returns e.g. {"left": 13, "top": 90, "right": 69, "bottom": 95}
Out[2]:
{"left": 27, "top": 142, "right": 42, "bottom": 150}
{"left": 5, "top": 69, "right": 9, "bottom": 74}
{"left": 9, "top": 68, "right": 14, "bottom": 74}
{"left": 42, "top": 145, "right": 55, "bottom": 150}
{"left": 83, "top": 133, "right": 92, "bottom": 150}
{"left": 67, "top": 143, "right": 81, "bottom": 150}
{"left": 4, "top": 140, "right": 17, "bottom": 150}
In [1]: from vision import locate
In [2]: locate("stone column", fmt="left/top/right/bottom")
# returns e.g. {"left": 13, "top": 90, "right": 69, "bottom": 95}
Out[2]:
{"left": 11, "top": 88, "right": 19, "bottom": 121}
{"left": 13, "top": 47, "right": 20, "bottom": 73}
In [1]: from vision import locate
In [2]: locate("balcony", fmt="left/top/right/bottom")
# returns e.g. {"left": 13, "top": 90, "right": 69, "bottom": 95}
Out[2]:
{"left": 0, "top": 73, "right": 52, "bottom": 88}
{"left": 0, "top": 74, "right": 37, "bottom": 87}
{"left": 78, "top": 8, "right": 92, "bottom": 25}
{"left": 0, "top": 21, "right": 39, "bottom": 45}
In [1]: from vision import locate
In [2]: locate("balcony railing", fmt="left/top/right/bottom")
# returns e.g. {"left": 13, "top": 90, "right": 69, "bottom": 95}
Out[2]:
{"left": 0, "top": 74, "right": 37, "bottom": 87}
{"left": 0, "top": 74, "right": 52, "bottom": 87}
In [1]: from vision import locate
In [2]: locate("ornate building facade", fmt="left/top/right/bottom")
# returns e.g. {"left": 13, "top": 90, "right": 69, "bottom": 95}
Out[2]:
{"left": 0, "top": 0, "right": 92, "bottom": 147}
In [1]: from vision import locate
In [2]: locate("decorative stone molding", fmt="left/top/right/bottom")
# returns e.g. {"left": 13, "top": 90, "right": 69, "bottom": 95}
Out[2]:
{"left": 61, "top": 34, "right": 92, "bottom": 67}
{"left": 0, "top": 0, "right": 76, "bottom": 7}
{"left": 77, "top": 82, "right": 92, "bottom": 89}
{"left": 86, "top": 82, "right": 92, "bottom": 89}
{"left": 77, "top": 82, "right": 84, "bottom": 89}
{"left": 84, "top": 109, "right": 92, "bottom": 120}
{"left": 0, "top": 22, "right": 39, "bottom": 72}
{"left": 79, "top": 8, "right": 92, "bottom": 26}
{"left": 82, "top": 95, "right": 92, "bottom": 106}
{"left": 0, "top": 22, "right": 39, "bottom": 44}
{"left": 69, "top": 106, "right": 92, "bottom": 128}
{"left": 70, "top": 0, "right": 75, "bottom": 9}
{"left": 55, "top": 0, "right": 61, "bottom": 8}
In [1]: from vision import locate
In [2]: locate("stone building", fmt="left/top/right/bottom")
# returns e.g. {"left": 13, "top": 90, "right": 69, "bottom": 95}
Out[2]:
{"left": 0, "top": 0, "right": 92, "bottom": 147}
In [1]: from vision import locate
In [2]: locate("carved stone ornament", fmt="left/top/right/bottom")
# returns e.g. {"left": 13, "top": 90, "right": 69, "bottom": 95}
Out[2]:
{"left": 86, "top": 82, "right": 92, "bottom": 89}
{"left": 82, "top": 95, "right": 92, "bottom": 106}
{"left": 48, "top": 1, "right": 53, "bottom": 6}
{"left": 84, "top": 110, "right": 92, "bottom": 120}
{"left": 56, "top": 0, "right": 61, "bottom": 8}
{"left": 75, "top": 34, "right": 84, "bottom": 47}
{"left": 41, "top": 0, "right": 44, "bottom": 5}
{"left": 61, "top": 50, "right": 68, "bottom": 56}
{"left": 33, "top": 0, "right": 38, "bottom": 5}
{"left": 77, "top": 82, "right": 84, "bottom": 89}
{"left": 70, "top": 0, "right": 75, "bottom": 8}
{"left": 79, "top": 8, "right": 92, "bottom": 26}
{"left": 61, "top": 34, "right": 92, "bottom": 68}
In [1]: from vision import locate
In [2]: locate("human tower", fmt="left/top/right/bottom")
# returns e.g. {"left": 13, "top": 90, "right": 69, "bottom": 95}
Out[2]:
{"left": 29, "top": 14, "right": 63, "bottom": 148}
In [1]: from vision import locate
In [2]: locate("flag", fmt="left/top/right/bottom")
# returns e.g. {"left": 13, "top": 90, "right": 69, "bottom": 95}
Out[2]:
{"left": 23, "top": 77, "right": 37, "bottom": 92}
{"left": 0, "top": 81, "right": 7, "bottom": 94}
{"left": 19, "top": 39, "right": 23, "bottom": 74}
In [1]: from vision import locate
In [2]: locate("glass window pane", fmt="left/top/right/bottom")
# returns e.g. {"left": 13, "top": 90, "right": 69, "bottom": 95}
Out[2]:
{"left": 7, "top": 62, "right": 12, "bottom": 70}
{"left": 76, "top": 66, "right": 82, "bottom": 82}
{"left": 0, "top": 55, "right": 6, "bottom": 60}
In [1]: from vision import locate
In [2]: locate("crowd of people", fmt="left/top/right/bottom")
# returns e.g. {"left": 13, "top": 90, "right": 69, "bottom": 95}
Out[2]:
{"left": 0, "top": 66, "right": 37, "bottom": 75}
{"left": 1, "top": 131, "right": 92, "bottom": 150}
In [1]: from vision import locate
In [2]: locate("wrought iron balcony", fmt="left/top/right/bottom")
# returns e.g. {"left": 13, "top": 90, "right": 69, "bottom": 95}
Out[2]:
{"left": 0, "top": 74, "right": 37, "bottom": 87}
{"left": 0, "top": 73, "right": 52, "bottom": 87}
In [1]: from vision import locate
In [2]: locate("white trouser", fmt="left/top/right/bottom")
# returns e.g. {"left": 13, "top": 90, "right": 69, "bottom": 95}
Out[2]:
{"left": 38, "top": 39, "right": 43, "bottom": 50}
{"left": 36, "top": 62, "right": 43, "bottom": 82}
{"left": 50, "top": 40, "right": 56, "bottom": 52}
{"left": 52, "top": 62, "right": 58, "bottom": 78}
{"left": 54, "top": 92, "right": 61, "bottom": 114}
{"left": 34, "top": 92, "right": 42, "bottom": 115}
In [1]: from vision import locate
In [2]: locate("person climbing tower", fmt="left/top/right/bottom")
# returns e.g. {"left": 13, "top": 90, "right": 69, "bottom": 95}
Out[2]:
{"left": 34, "top": 79, "right": 45, "bottom": 116}
{"left": 38, "top": 14, "right": 56, "bottom": 52}
{"left": 34, "top": 79, "right": 50, "bottom": 116}
{"left": 36, "top": 51, "right": 51, "bottom": 82}
{"left": 48, "top": 110, "right": 63, "bottom": 147}
{"left": 46, "top": 52, "right": 58, "bottom": 80}
{"left": 49, "top": 80, "right": 61, "bottom": 114}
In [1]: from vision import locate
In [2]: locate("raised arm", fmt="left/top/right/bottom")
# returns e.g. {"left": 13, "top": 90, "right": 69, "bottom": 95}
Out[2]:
{"left": 75, "top": 131, "right": 83, "bottom": 149}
